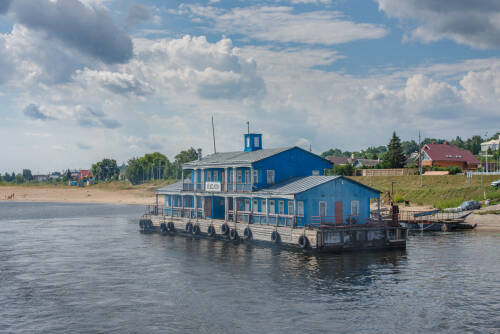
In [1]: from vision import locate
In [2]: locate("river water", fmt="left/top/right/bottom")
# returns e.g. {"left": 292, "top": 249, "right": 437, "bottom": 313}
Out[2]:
{"left": 0, "top": 202, "right": 499, "bottom": 333}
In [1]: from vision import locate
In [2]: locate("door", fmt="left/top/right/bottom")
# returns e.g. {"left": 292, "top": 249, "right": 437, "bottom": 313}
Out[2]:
{"left": 204, "top": 197, "right": 211, "bottom": 218}
{"left": 335, "top": 201, "right": 343, "bottom": 225}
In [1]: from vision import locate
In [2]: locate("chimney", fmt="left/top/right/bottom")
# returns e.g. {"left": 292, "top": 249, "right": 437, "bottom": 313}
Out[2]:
{"left": 197, "top": 148, "right": 202, "bottom": 160}
{"left": 444, "top": 141, "right": 449, "bottom": 145}
{"left": 432, "top": 141, "right": 436, "bottom": 144}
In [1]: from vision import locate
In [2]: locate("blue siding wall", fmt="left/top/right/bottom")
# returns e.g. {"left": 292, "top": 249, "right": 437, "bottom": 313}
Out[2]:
{"left": 252, "top": 147, "right": 332, "bottom": 189}
{"left": 295, "top": 177, "right": 379, "bottom": 226}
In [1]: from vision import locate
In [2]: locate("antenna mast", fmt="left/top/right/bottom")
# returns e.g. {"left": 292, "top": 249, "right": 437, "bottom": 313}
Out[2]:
{"left": 246, "top": 121, "right": 250, "bottom": 134}
{"left": 212, "top": 115, "right": 217, "bottom": 154}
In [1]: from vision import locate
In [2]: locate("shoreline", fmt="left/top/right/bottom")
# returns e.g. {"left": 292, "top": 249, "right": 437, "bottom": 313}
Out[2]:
{"left": 2, "top": 185, "right": 499, "bottom": 231}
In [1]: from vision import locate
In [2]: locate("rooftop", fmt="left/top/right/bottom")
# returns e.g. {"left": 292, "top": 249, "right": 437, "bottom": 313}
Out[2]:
{"left": 423, "top": 143, "right": 479, "bottom": 164}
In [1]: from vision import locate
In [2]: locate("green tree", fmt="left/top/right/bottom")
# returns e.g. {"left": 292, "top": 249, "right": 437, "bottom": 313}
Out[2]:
{"left": 451, "top": 136, "right": 465, "bottom": 149}
{"left": 331, "top": 164, "right": 354, "bottom": 176}
{"left": 401, "top": 140, "right": 419, "bottom": 156}
{"left": 15, "top": 173, "right": 24, "bottom": 184}
{"left": 91, "top": 158, "right": 120, "bottom": 182}
{"left": 173, "top": 148, "right": 198, "bottom": 179}
{"left": 465, "top": 135, "right": 482, "bottom": 155}
{"left": 22, "top": 169, "right": 33, "bottom": 181}
{"left": 125, "top": 152, "right": 172, "bottom": 184}
{"left": 385, "top": 132, "right": 406, "bottom": 168}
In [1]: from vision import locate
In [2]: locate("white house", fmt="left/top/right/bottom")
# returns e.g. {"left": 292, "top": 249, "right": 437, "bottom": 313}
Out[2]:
{"left": 481, "top": 138, "right": 500, "bottom": 152}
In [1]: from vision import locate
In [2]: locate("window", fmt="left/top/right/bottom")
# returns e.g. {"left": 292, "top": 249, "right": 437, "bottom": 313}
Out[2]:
{"left": 253, "top": 199, "right": 258, "bottom": 212}
{"left": 319, "top": 201, "right": 327, "bottom": 217}
{"left": 297, "top": 201, "right": 304, "bottom": 216}
{"left": 237, "top": 170, "right": 242, "bottom": 183}
{"left": 269, "top": 200, "right": 275, "bottom": 214}
{"left": 245, "top": 170, "right": 250, "bottom": 184}
{"left": 267, "top": 170, "right": 275, "bottom": 184}
{"left": 253, "top": 169, "right": 258, "bottom": 183}
{"left": 351, "top": 200, "right": 359, "bottom": 217}
{"left": 246, "top": 137, "right": 250, "bottom": 147}
{"left": 279, "top": 201, "right": 284, "bottom": 215}
{"left": 244, "top": 199, "right": 250, "bottom": 212}
{"left": 214, "top": 170, "right": 219, "bottom": 182}
{"left": 206, "top": 171, "right": 211, "bottom": 182}
{"left": 262, "top": 199, "right": 267, "bottom": 213}
{"left": 254, "top": 136, "right": 260, "bottom": 147}
{"left": 312, "top": 170, "right": 320, "bottom": 176}
{"left": 288, "top": 201, "right": 294, "bottom": 215}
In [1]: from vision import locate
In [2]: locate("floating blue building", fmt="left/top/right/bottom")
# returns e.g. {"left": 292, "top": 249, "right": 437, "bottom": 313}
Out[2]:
{"left": 142, "top": 133, "right": 407, "bottom": 251}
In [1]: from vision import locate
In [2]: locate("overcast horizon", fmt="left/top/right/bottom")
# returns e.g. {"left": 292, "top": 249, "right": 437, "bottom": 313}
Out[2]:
{"left": 1, "top": 0, "right": 500, "bottom": 174}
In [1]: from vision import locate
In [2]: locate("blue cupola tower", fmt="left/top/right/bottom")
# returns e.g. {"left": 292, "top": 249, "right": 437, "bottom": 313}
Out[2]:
{"left": 244, "top": 133, "right": 262, "bottom": 152}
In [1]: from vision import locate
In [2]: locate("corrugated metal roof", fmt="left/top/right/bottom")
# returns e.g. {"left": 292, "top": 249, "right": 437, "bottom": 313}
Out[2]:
{"left": 254, "top": 176, "right": 341, "bottom": 195}
{"left": 157, "top": 181, "right": 183, "bottom": 193}
{"left": 182, "top": 147, "right": 292, "bottom": 167}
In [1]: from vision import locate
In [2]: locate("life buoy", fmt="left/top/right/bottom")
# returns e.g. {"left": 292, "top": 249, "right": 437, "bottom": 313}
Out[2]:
{"left": 167, "top": 222, "right": 175, "bottom": 232}
{"left": 243, "top": 227, "right": 252, "bottom": 240}
{"left": 185, "top": 222, "right": 193, "bottom": 233}
{"left": 160, "top": 223, "right": 167, "bottom": 233}
{"left": 207, "top": 225, "right": 216, "bottom": 237}
{"left": 192, "top": 224, "right": 200, "bottom": 235}
{"left": 221, "top": 223, "right": 230, "bottom": 235}
{"left": 271, "top": 231, "right": 280, "bottom": 243}
{"left": 298, "top": 235, "right": 309, "bottom": 249}
{"left": 229, "top": 228, "right": 238, "bottom": 240}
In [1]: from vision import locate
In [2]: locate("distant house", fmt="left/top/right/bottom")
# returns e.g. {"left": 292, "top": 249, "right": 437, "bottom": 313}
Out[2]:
{"left": 421, "top": 142, "right": 479, "bottom": 170}
{"left": 79, "top": 169, "right": 93, "bottom": 185}
{"left": 33, "top": 174, "right": 49, "bottom": 182}
{"left": 325, "top": 156, "right": 350, "bottom": 165}
{"left": 353, "top": 158, "right": 380, "bottom": 169}
{"left": 481, "top": 138, "right": 500, "bottom": 152}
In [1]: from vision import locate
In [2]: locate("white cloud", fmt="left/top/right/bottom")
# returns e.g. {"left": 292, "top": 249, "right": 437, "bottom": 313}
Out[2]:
{"left": 175, "top": 5, "right": 388, "bottom": 45}
{"left": 377, "top": 0, "right": 500, "bottom": 49}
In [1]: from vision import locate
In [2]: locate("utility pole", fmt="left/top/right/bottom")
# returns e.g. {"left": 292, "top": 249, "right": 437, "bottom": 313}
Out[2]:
{"left": 212, "top": 115, "right": 217, "bottom": 154}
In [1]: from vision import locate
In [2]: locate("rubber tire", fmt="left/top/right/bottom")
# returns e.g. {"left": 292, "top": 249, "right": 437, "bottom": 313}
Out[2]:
{"left": 139, "top": 219, "right": 144, "bottom": 229}
{"left": 185, "top": 222, "right": 193, "bottom": 233}
{"left": 441, "top": 224, "right": 448, "bottom": 232}
{"left": 229, "top": 228, "right": 238, "bottom": 241}
{"left": 160, "top": 223, "right": 167, "bottom": 233}
{"left": 243, "top": 227, "right": 252, "bottom": 240}
{"left": 207, "top": 225, "right": 216, "bottom": 237}
{"left": 221, "top": 223, "right": 230, "bottom": 235}
{"left": 271, "top": 231, "right": 281, "bottom": 244}
{"left": 298, "top": 235, "right": 309, "bottom": 249}
{"left": 167, "top": 222, "right": 175, "bottom": 232}
{"left": 192, "top": 224, "right": 200, "bottom": 235}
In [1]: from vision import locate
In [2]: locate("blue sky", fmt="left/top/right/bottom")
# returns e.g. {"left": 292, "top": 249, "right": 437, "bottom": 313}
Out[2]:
{"left": 1, "top": 0, "right": 499, "bottom": 173}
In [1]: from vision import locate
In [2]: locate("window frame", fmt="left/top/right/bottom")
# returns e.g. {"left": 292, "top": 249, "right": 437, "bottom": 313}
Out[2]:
{"left": 269, "top": 200, "right": 275, "bottom": 214}
{"left": 245, "top": 170, "right": 250, "bottom": 184}
{"left": 252, "top": 199, "right": 258, "bottom": 212}
{"left": 351, "top": 200, "right": 360, "bottom": 217}
{"left": 319, "top": 201, "right": 327, "bottom": 217}
{"left": 253, "top": 169, "right": 258, "bottom": 183}
{"left": 297, "top": 201, "right": 304, "bottom": 216}
{"left": 267, "top": 169, "right": 275, "bottom": 184}
{"left": 288, "top": 201, "right": 294, "bottom": 216}
{"left": 262, "top": 199, "right": 267, "bottom": 213}
{"left": 237, "top": 170, "right": 242, "bottom": 184}
{"left": 244, "top": 199, "right": 250, "bottom": 212}
{"left": 254, "top": 136, "right": 260, "bottom": 147}
{"left": 278, "top": 200, "right": 284, "bottom": 215}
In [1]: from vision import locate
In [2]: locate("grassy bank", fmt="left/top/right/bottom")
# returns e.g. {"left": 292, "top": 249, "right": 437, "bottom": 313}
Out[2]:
{"left": 350, "top": 175, "right": 500, "bottom": 209}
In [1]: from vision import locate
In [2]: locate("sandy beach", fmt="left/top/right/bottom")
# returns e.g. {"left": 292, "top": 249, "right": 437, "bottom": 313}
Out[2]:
{"left": 0, "top": 185, "right": 156, "bottom": 205}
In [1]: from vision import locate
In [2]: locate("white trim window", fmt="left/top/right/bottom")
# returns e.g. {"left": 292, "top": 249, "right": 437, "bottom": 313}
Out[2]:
{"left": 279, "top": 200, "right": 284, "bottom": 215}
{"left": 206, "top": 171, "right": 212, "bottom": 182}
{"left": 254, "top": 136, "right": 260, "bottom": 147}
{"left": 297, "top": 201, "right": 304, "bottom": 216}
{"left": 237, "top": 170, "right": 242, "bottom": 184}
{"left": 312, "top": 170, "right": 320, "bottom": 176}
{"left": 244, "top": 199, "right": 250, "bottom": 212}
{"left": 351, "top": 200, "right": 360, "bottom": 217}
{"left": 214, "top": 170, "right": 219, "bottom": 182}
{"left": 267, "top": 170, "right": 275, "bottom": 184}
{"left": 269, "top": 200, "right": 275, "bottom": 214}
{"left": 253, "top": 199, "right": 258, "bottom": 212}
{"left": 319, "top": 201, "right": 327, "bottom": 217}
{"left": 253, "top": 169, "right": 258, "bottom": 183}
{"left": 288, "top": 201, "right": 294, "bottom": 215}
{"left": 245, "top": 170, "right": 250, "bottom": 184}
{"left": 262, "top": 199, "right": 267, "bottom": 213}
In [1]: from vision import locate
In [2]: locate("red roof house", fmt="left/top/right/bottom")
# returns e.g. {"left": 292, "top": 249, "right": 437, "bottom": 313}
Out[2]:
{"left": 79, "top": 169, "right": 93, "bottom": 181}
{"left": 421, "top": 142, "right": 479, "bottom": 170}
